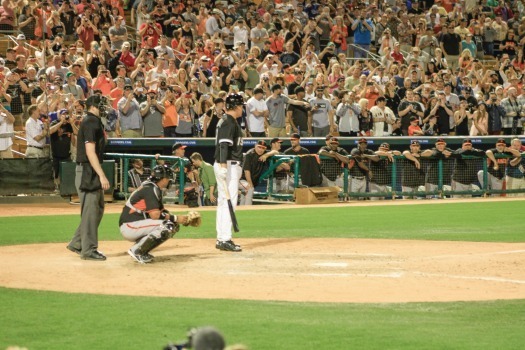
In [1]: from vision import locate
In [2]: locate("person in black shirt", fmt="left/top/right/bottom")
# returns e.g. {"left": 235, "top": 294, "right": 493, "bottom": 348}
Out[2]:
{"left": 402, "top": 140, "right": 426, "bottom": 199}
{"left": 349, "top": 138, "right": 378, "bottom": 198}
{"left": 370, "top": 143, "right": 400, "bottom": 200}
{"left": 49, "top": 111, "right": 73, "bottom": 191}
{"left": 319, "top": 136, "right": 350, "bottom": 188}
{"left": 421, "top": 138, "right": 454, "bottom": 197}
{"left": 66, "top": 95, "right": 110, "bottom": 261}
{"left": 214, "top": 93, "right": 244, "bottom": 252}
{"left": 119, "top": 165, "right": 195, "bottom": 264}
{"left": 449, "top": 139, "right": 485, "bottom": 198}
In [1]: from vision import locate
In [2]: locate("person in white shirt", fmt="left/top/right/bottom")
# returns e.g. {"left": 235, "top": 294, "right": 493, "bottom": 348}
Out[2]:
{"left": 0, "top": 104, "right": 15, "bottom": 159}
{"left": 232, "top": 19, "right": 249, "bottom": 47}
{"left": 336, "top": 91, "right": 361, "bottom": 136}
{"left": 25, "top": 104, "right": 48, "bottom": 158}
{"left": 246, "top": 87, "right": 269, "bottom": 137}
{"left": 370, "top": 96, "right": 396, "bottom": 136}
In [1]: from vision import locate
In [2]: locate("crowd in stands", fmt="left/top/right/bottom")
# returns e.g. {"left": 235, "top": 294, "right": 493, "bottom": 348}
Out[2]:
{"left": 1, "top": 0, "right": 525, "bottom": 163}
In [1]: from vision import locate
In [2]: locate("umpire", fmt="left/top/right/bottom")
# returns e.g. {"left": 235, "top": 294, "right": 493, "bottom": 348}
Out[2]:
{"left": 67, "top": 95, "right": 110, "bottom": 261}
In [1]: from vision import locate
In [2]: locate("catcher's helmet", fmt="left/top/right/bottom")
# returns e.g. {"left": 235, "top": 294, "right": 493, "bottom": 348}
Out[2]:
{"left": 225, "top": 93, "right": 245, "bottom": 110}
{"left": 149, "top": 164, "right": 174, "bottom": 182}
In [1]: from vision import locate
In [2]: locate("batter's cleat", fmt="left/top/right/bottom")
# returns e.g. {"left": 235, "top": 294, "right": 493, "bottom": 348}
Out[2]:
{"left": 66, "top": 245, "right": 81, "bottom": 255}
{"left": 215, "top": 240, "right": 242, "bottom": 252}
{"left": 128, "top": 249, "right": 152, "bottom": 264}
{"left": 81, "top": 250, "right": 107, "bottom": 261}
{"left": 143, "top": 252, "right": 155, "bottom": 262}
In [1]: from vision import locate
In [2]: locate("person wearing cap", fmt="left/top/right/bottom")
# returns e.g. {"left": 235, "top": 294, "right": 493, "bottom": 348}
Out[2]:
{"left": 202, "top": 98, "right": 225, "bottom": 138}
{"left": 402, "top": 141, "right": 426, "bottom": 199}
{"left": 309, "top": 86, "right": 335, "bottom": 137}
{"left": 428, "top": 89, "right": 454, "bottom": 135}
{"left": 369, "top": 143, "right": 401, "bottom": 200}
{"left": 108, "top": 15, "right": 128, "bottom": 51}
{"left": 408, "top": 116, "right": 424, "bottom": 136}
{"left": 140, "top": 89, "right": 165, "bottom": 137}
{"left": 347, "top": 138, "right": 377, "bottom": 197}
{"left": 205, "top": 9, "right": 222, "bottom": 36}
{"left": 370, "top": 96, "right": 396, "bottom": 137}
{"left": 266, "top": 83, "right": 310, "bottom": 137}
{"left": 500, "top": 87, "right": 524, "bottom": 135}
{"left": 245, "top": 87, "right": 269, "bottom": 137}
{"left": 397, "top": 13, "right": 415, "bottom": 55}
{"left": 250, "top": 19, "right": 269, "bottom": 50}
{"left": 48, "top": 108, "right": 75, "bottom": 189}
{"left": 287, "top": 86, "right": 312, "bottom": 137}
{"left": 478, "top": 138, "right": 521, "bottom": 194}
{"left": 318, "top": 136, "right": 350, "bottom": 188}
{"left": 352, "top": 9, "right": 374, "bottom": 59}
{"left": 447, "top": 139, "right": 486, "bottom": 198}
{"left": 118, "top": 84, "right": 143, "bottom": 138}
{"left": 239, "top": 140, "right": 278, "bottom": 205}
{"left": 213, "top": 93, "right": 245, "bottom": 251}
{"left": 506, "top": 138, "right": 525, "bottom": 197}
{"left": 67, "top": 95, "right": 110, "bottom": 261}
{"left": 421, "top": 138, "right": 454, "bottom": 196}
{"left": 279, "top": 41, "right": 301, "bottom": 66}
{"left": 398, "top": 89, "right": 424, "bottom": 135}
{"left": 138, "top": 15, "right": 163, "bottom": 47}
{"left": 283, "top": 133, "right": 309, "bottom": 155}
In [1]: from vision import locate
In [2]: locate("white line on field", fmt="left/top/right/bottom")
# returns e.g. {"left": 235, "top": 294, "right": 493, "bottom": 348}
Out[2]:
{"left": 424, "top": 250, "right": 525, "bottom": 260}
{"left": 413, "top": 272, "right": 525, "bottom": 284}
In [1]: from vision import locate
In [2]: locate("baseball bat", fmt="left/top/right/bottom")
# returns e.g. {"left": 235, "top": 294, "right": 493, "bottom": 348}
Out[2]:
{"left": 219, "top": 178, "right": 240, "bottom": 232}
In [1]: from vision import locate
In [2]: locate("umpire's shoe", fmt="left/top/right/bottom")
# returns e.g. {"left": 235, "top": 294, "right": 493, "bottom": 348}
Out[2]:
{"left": 216, "top": 240, "right": 242, "bottom": 252}
{"left": 81, "top": 250, "right": 107, "bottom": 261}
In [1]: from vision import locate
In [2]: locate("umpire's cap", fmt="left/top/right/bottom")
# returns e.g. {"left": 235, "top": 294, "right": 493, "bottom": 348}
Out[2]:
{"left": 86, "top": 95, "right": 102, "bottom": 108}
{"left": 225, "top": 93, "right": 245, "bottom": 110}
{"left": 149, "top": 164, "right": 174, "bottom": 182}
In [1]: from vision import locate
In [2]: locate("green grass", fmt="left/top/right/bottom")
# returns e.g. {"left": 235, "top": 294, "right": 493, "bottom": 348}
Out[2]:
{"left": 1, "top": 200, "right": 525, "bottom": 349}
{"left": 1, "top": 201, "right": 524, "bottom": 246}
{"left": 1, "top": 288, "right": 525, "bottom": 350}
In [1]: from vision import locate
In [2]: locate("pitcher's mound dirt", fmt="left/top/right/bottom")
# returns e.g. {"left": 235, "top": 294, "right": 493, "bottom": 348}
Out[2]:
{"left": 1, "top": 238, "right": 524, "bottom": 303}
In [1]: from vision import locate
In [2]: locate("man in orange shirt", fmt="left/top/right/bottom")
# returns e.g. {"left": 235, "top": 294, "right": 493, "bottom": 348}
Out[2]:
{"left": 162, "top": 87, "right": 178, "bottom": 137}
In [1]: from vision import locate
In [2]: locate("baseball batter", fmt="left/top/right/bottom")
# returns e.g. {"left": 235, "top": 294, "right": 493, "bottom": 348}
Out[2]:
{"left": 213, "top": 93, "right": 245, "bottom": 252}
{"left": 119, "top": 165, "right": 201, "bottom": 264}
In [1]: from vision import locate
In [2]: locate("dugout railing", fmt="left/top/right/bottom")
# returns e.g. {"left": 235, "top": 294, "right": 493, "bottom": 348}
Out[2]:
{"left": 260, "top": 153, "right": 525, "bottom": 201}
{"left": 105, "top": 153, "right": 189, "bottom": 204}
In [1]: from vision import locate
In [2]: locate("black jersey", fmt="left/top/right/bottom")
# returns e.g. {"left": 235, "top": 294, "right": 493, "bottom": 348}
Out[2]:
{"left": 241, "top": 148, "right": 268, "bottom": 185}
{"left": 119, "top": 181, "right": 164, "bottom": 226}
{"left": 487, "top": 148, "right": 512, "bottom": 179}
{"left": 426, "top": 147, "right": 454, "bottom": 185}
{"left": 319, "top": 146, "right": 348, "bottom": 181}
{"left": 283, "top": 146, "right": 309, "bottom": 155}
{"left": 401, "top": 152, "right": 426, "bottom": 187}
{"left": 76, "top": 112, "right": 106, "bottom": 163}
{"left": 451, "top": 148, "right": 485, "bottom": 185}
{"left": 349, "top": 147, "right": 374, "bottom": 177}
{"left": 214, "top": 114, "right": 243, "bottom": 162}
{"left": 369, "top": 157, "right": 392, "bottom": 186}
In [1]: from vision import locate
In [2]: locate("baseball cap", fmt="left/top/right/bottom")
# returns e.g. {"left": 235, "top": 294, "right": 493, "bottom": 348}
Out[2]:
{"left": 358, "top": 138, "right": 367, "bottom": 144}
{"left": 256, "top": 140, "right": 268, "bottom": 148}
{"left": 462, "top": 138, "right": 472, "bottom": 145}
{"left": 496, "top": 138, "right": 506, "bottom": 146}
{"left": 124, "top": 84, "right": 133, "bottom": 90}
{"left": 410, "top": 140, "right": 420, "bottom": 146}
{"left": 290, "top": 133, "right": 301, "bottom": 140}
{"left": 436, "top": 138, "right": 446, "bottom": 144}
{"left": 380, "top": 142, "right": 390, "bottom": 150}
{"left": 66, "top": 71, "right": 74, "bottom": 78}
{"left": 16, "top": 33, "right": 26, "bottom": 40}
{"left": 172, "top": 143, "right": 187, "bottom": 152}
{"left": 200, "top": 55, "right": 210, "bottom": 61}
{"left": 211, "top": 9, "right": 221, "bottom": 14}
{"left": 271, "top": 137, "right": 283, "bottom": 144}
{"left": 410, "top": 116, "right": 418, "bottom": 122}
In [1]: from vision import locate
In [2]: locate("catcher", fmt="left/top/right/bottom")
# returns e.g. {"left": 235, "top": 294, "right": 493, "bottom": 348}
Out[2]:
{"left": 119, "top": 164, "right": 201, "bottom": 264}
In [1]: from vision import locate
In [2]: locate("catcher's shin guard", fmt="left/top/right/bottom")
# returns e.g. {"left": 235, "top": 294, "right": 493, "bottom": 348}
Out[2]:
{"left": 135, "top": 221, "right": 178, "bottom": 255}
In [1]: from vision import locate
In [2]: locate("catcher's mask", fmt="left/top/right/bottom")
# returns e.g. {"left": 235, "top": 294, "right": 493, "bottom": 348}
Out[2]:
{"left": 149, "top": 165, "right": 174, "bottom": 189}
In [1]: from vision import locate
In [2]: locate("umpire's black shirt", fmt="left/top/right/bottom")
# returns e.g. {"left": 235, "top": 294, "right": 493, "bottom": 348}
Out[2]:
{"left": 76, "top": 112, "right": 106, "bottom": 164}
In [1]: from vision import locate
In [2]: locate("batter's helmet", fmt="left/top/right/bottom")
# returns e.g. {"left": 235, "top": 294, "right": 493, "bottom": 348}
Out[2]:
{"left": 225, "top": 93, "right": 245, "bottom": 110}
{"left": 149, "top": 165, "right": 174, "bottom": 182}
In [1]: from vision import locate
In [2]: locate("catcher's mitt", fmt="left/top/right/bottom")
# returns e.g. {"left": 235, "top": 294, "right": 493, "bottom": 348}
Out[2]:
{"left": 183, "top": 211, "right": 201, "bottom": 227}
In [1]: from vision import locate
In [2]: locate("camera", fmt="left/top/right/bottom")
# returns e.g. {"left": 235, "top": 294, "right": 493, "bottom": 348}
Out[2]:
{"left": 360, "top": 16, "right": 364, "bottom": 20}
{"left": 65, "top": 115, "right": 70, "bottom": 120}
{"left": 160, "top": 81, "right": 167, "bottom": 87}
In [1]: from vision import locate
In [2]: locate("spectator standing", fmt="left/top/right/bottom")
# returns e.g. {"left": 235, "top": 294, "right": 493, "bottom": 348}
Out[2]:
{"left": 309, "top": 86, "right": 335, "bottom": 137}
{"left": 485, "top": 92, "right": 505, "bottom": 135}
{"left": 49, "top": 112, "right": 74, "bottom": 190}
{"left": 0, "top": 104, "right": 14, "bottom": 159}
{"left": 351, "top": 9, "right": 374, "bottom": 59}
{"left": 398, "top": 89, "right": 424, "bottom": 135}
{"left": 428, "top": 90, "right": 454, "bottom": 135}
{"left": 118, "top": 85, "right": 142, "bottom": 138}
{"left": 500, "top": 87, "right": 524, "bottom": 135}
{"left": 245, "top": 87, "right": 268, "bottom": 137}
{"left": 202, "top": 97, "right": 225, "bottom": 138}
{"left": 141, "top": 90, "right": 165, "bottom": 138}
{"left": 108, "top": 17, "right": 128, "bottom": 51}
{"left": 25, "top": 104, "right": 47, "bottom": 158}
{"left": 288, "top": 86, "right": 312, "bottom": 137}
{"left": 266, "top": 84, "right": 309, "bottom": 138}
{"left": 370, "top": 96, "right": 396, "bottom": 136}
{"left": 440, "top": 22, "right": 461, "bottom": 71}
{"left": 336, "top": 91, "right": 360, "bottom": 137}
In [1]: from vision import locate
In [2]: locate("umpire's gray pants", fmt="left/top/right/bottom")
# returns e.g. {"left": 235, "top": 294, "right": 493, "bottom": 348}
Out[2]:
{"left": 69, "top": 164, "right": 105, "bottom": 257}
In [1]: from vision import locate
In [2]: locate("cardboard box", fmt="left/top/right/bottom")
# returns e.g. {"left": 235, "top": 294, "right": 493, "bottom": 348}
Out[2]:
{"left": 294, "top": 187, "right": 340, "bottom": 205}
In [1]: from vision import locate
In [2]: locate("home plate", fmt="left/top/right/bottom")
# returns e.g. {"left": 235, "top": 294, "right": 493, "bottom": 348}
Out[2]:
{"left": 314, "top": 262, "right": 349, "bottom": 268}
